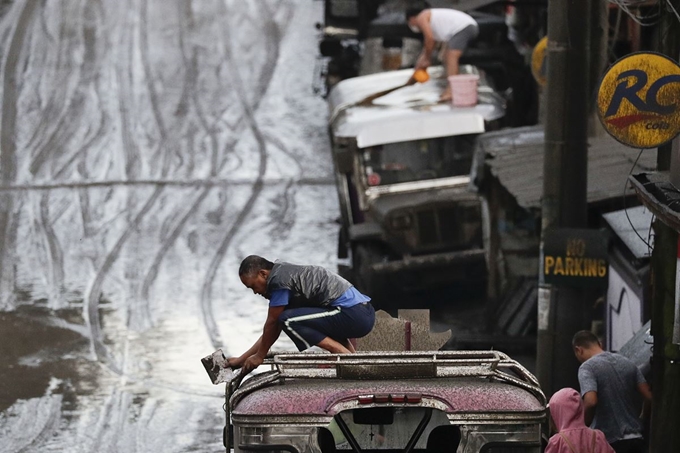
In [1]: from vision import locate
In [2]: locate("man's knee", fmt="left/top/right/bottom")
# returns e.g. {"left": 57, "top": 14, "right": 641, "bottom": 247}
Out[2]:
{"left": 278, "top": 310, "right": 293, "bottom": 326}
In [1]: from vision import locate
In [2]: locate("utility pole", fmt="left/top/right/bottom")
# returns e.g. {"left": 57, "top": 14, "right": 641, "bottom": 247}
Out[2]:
{"left": 537, "top": 0, "right": 592, "bottom": 396}
{"left": 649, "top": 219, "right": 680, "bottom": 452}
{"left": 655, "top": 0, "right": 680, "bottom": 173}
{"left": 649, "top": 1, "right": 680, "bottom": 450}
{"left": 588, "top": 0, "right": 608, "bottom": 138}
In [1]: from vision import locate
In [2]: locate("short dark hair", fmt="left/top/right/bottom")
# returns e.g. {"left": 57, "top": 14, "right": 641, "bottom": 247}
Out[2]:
{"left": 572, "top": 330, "right": 600, "bottom": 348}
{"left": 405, "top": 1, "right": 430, "bottom": 20}
{"left": 239, "top": 255, "right": 274, "bottom": 277}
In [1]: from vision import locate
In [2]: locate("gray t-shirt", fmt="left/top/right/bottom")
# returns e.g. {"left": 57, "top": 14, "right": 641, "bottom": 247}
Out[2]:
{"left": 577, "top": 351, "right": 646, "bottom": 443}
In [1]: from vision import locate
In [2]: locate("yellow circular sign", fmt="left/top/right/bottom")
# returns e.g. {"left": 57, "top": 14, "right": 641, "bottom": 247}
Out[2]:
{"left": 531, "top": 37, "right": 548, "bottom": 87}
{"left": 597, "top": 52, "right": 680, "bottom": 148}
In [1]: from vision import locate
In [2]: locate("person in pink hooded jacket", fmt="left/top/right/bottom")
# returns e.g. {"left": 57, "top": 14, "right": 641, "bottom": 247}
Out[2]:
{"left": 547, "top": 388, "right": 615, "bottom": 453}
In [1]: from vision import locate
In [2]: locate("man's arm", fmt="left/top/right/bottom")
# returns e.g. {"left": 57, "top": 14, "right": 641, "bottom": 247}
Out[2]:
{"left": 227, "top": 336, "right": 263, "bottom": 368}
{"left": 583, "top": 391, "right": 598, "bottom": 426}
{"left": 415, "top": 11, "right": 436, "bottom": 69}
{"left": 241, "top": 306, "right": 285, "bottom": 374}
{"left": 638, "top": 382, "right": 652, "bottom": 419}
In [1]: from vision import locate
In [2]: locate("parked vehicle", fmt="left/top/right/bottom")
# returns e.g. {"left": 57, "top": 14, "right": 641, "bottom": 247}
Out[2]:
{"left": 223, "top": 351, "right": 546, "bottom": 453}
{"left": 316, "top": 0, "right": 537, "bottom": 126}
{"left": 328, "top": 65, "right": 503, "bottom": 304}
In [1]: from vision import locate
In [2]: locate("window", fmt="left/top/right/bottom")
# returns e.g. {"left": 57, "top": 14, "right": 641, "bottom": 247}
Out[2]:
{"left": 361, "top": 137, "right": 474, "bottom": 187}
{"left": 326, "top": 407, "right": 454, "bottom": 452}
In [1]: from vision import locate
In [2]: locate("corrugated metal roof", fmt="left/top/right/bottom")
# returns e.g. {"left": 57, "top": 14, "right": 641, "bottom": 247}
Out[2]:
{"left": 479, "top": 126, "right": 658, "bottom": 210}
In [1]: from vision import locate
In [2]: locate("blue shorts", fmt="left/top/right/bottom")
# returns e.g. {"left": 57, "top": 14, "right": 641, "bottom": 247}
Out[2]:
{"left": 278, "top": 303, "right": 375, "bottom": 351}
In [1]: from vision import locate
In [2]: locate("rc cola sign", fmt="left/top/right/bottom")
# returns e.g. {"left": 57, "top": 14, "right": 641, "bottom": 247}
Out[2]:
{"left": 597, "top": 52, "right": 680, "bottom": 148}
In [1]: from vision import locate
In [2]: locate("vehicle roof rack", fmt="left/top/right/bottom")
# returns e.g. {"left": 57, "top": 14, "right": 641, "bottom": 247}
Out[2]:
{"left": 230, "top": 350, "right": 545, "bottom": 408}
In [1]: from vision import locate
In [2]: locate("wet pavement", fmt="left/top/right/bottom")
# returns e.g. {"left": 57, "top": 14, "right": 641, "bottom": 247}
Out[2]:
{"left": 0, "top": 1, "right": 338, "bottom": 451}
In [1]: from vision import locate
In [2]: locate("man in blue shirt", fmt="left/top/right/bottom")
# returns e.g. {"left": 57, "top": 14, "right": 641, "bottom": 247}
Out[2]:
{"left": 227, "top": 255, "right": 375, "bottom": 375}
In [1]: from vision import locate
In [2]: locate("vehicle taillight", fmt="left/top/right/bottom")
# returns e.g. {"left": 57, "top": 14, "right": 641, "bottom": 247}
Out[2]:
{"left": 374, "top": 394, "right": 389, "bottom": 403}
{"left": 357, "top": 393, "right": 422, "bottom": 404}
{"left": 406, "top": 393, "right": 422, "bottom": 403}
{"left": 358, "top": 395, "right": 374, "bottom": 404}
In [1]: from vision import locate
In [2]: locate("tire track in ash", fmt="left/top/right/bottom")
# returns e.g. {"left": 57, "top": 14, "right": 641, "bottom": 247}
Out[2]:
{"left": 83, "top": 0, "right": 180, "bottom": 370}
{"left": 136, "top": 0, "right": 209, "bottom": 321}
{"left": 139, "top": 0, "right": 187, "bottom": 180}
{"left": 68, "top": 1, "right": 114, "bottom": 244}
{"left": 263, "top": 133, "right": 304, "bottom": 241}
{"left": 84, "top": 386, "right": 132, "bottom": 453}
{"left": 116, "top": 2, "right": 140, "bottom": 181}
{"left": 14, "top": 394, "right": 63, "bottom": 453}
{"left": 46, "top": 1, "right": 109, "bottom": 247}
{"left": 84, "top": 189, "right": 163, "bottom": 371}
{"left": 23, "top": 1, "right": 82, "bottom": 169}
{"left": 34, "top": 0, "right": 106, "bottom": 310}
{"left": 0, "top": 0, "right": 39, "bottom": 308}
{"left": 142, "top": 14, "right": 245, "bottom": 342}
{"left": 138, "top": 1, "right": 273, "bottom": 322}
{"left": 53, "top": 0, "right": 110, "bottom": 182}
{"left": 197, "top": 1, "right": 289, "bottom": 349}
{"left": 126, "top": 0, "right": 195, "bottom": 331}
{"left": 0, "top": 393, "right": 64, "bottom": 453}
{"left": 27, "top": 1, "right": 90, "bottom": 178}
{"left": 38, "top": 194, "right": 65, "bottom": 307}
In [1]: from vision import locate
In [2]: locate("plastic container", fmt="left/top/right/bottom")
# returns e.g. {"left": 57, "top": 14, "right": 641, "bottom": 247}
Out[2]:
{"left": 381, "top": 48, "right": 402, "bottom": 71}
{"left": 447, "top": 74, "right": 479, "bottom": 107}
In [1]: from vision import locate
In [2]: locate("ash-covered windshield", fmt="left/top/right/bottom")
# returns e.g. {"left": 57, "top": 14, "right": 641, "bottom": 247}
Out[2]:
{"left": 360, "top": 136, "right": 474, "bottom": 187}
{"left": 323, "top": 407, "right": 453, "bottom": 452}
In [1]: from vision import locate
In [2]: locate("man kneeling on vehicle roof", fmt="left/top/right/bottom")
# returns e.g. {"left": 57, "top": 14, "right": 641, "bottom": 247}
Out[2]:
{"left": 227, "top": 255, "right": 376, "bottom": 375}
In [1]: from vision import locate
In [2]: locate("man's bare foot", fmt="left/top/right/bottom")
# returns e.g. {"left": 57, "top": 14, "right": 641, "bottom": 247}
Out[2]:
{"left": 317, "top": 337, "right": 351, "bottom": 354}
{"left": 440, "top": 89, "right": 452, "bottom": 102}
{"left": 340, "top": 339, "right": 357, "bottom": 353}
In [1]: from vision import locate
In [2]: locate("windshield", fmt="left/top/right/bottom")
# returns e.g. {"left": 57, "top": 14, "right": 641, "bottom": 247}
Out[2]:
{"left": 360, "top": 136, "right": 473, "bottom": 187}
{"left": 323, "top": 407, "right": 454, "bottom": 452}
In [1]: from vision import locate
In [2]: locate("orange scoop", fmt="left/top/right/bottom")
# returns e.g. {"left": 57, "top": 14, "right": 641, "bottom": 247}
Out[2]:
{"left": 413, "top": 69, "right": 429, "bottom": 83}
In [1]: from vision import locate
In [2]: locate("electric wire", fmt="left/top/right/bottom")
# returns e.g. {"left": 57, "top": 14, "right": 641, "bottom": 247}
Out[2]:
{"left": 608, "top": 0, "right": 661, "bottom": 27}
{"left": 666, "top": 0, "right": 680, "bottom": 24}
{"left": 622, "top": 148, "right": 654, "bottom": 250}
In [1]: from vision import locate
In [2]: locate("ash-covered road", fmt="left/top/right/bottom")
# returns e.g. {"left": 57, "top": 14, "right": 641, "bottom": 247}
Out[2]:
{"left": 0, "top": 1, "right": 337, "bottom": 451}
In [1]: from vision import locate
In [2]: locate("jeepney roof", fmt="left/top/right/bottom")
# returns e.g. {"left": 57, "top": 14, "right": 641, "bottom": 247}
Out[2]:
{"left": 327, "top": 67, "right": 504, "bottom": 149}
{"left": 232, "top": 377, "right": 544, "bottom": 417}
{"left": 228, "top": 351, "right": 545, "bottom": 419}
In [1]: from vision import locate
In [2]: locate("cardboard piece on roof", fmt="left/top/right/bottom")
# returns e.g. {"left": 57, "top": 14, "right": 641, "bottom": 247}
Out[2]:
{"left": 356, "top": 309, "right": 451, "bottom": 351}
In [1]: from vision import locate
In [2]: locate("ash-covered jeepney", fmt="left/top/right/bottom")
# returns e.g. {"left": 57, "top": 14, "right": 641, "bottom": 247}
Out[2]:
{"left": 223, "top": 351, "right": 546, "bottom": 453}
{"left": 328, "top": 66, "right": 505, "bottom": 302}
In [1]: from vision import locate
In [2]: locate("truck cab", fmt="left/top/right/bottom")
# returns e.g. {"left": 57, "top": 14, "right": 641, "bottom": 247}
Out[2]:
{"left": 328, "top": 66, "right": 504, "bottom": 303}
{"left": 226, "top": 351, "right": 546, "bottom": 453}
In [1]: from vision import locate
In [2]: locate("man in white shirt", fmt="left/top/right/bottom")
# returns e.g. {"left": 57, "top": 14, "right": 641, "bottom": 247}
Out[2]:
{"left": 406, "top": 4, "right": 479, "bottom": 100}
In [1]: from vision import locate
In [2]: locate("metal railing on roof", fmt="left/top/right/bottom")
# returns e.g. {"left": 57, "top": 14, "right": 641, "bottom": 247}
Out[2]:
{"left": 229, "top": 350, "right": 546, "bottom": 408}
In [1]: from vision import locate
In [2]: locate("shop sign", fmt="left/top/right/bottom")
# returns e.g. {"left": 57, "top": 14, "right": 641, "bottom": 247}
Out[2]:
{"left": 543, "top": 228, "right": 608, "bottom": 287}
{"left": 531, "top": 36, "right": 548, "bottom": 87}
{"left": 597, "top": 52, "right": 680, "bottom": 148}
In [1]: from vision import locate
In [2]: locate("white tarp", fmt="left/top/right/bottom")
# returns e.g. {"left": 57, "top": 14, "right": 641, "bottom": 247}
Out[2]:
{"left": 607, "top": 266, "right": 643, "bottom": 351}
{"left": 328, "top": 66, "right": 503, "bottom": 148}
